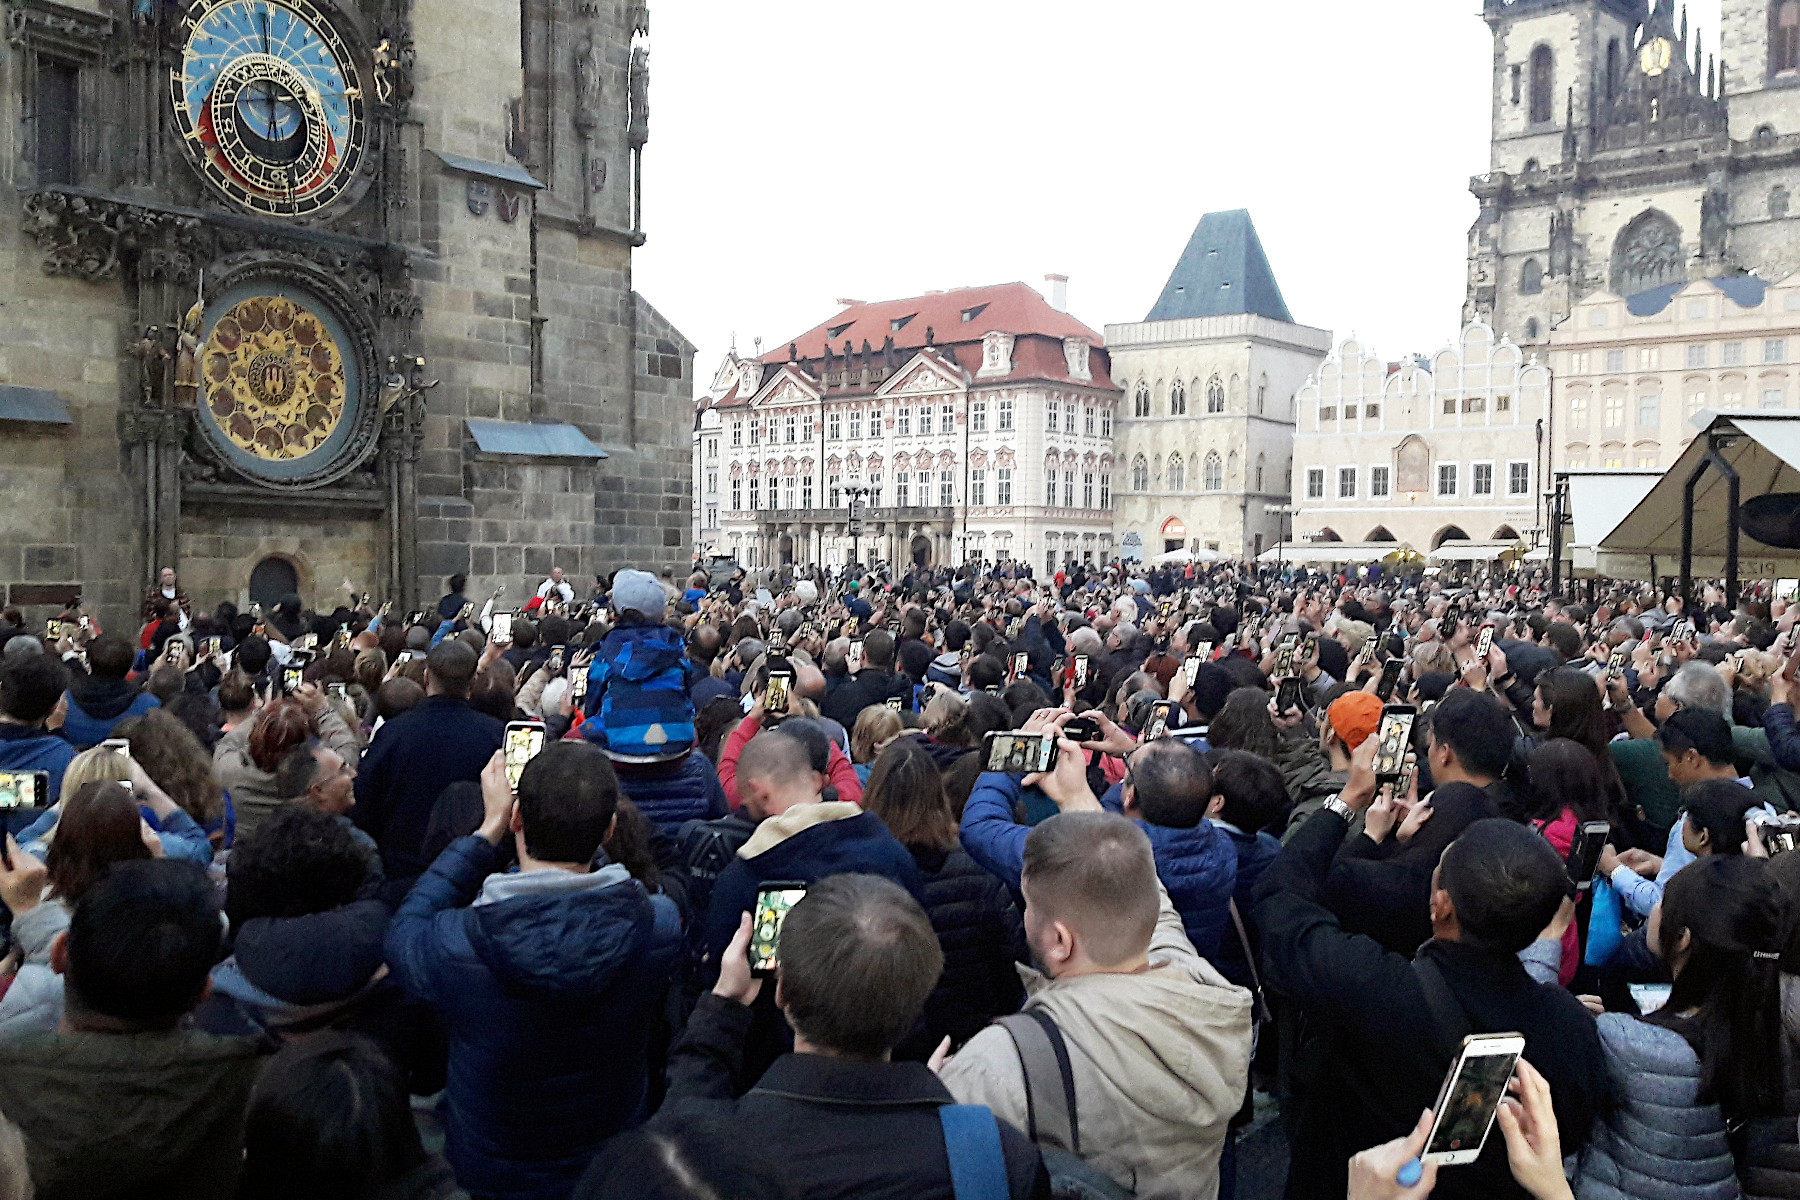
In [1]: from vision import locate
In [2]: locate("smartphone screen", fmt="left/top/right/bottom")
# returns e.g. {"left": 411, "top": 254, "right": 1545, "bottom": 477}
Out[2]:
{"left": 1567, "top": 820, "right": 1611, "bottom": 890}
{"left": 326, "top": 682, "right": 348, "bottom": 700}
{"left": 847, "top": 640, "right": 864, "bottom": 673}
{"left": 1073, "top": 654, "right": 1090, "bottom": 690}
{"left": 1010, "top": 652, "right": 1029, "bottom": 680}
{"left": 764, "top": 667, "right": 793, "bottom": 714}
{"left": 1607, "top": 646, "right": 1629, "bottom": 675}
{"left": 1273, "top": 635, "right": 1299, "bottom": 678}
{"left": 1474, "top": 622, "right": 1496, "bottom": 662}
{"left": 503, "top": 720, "right": 548, "bottom": 791}
{"left": 204, "top": 636, "right": 223, "bottom": 659}
{"left": 43, "top": 618, "right": 59, "bottom": 640}
{"left": 491, "top": 612, "right": 513, "bottom": 643}
{"left": 101, "top": 738, "right": 130, "bottom": 754}
{"left": 1372, "top": 706, "right": 1416, "bottom": 780}
{"left": 282, "top": 666, "right": 305, "bottom": 695}
{"left": 1423, "top": 1036, "right": 1525, "bottom": 1164}
{"left": 0, "top": 771, "right": 47, "bottom": 808}
{"left": 1062, "top": 716, "right": 1099, "bottom": 743}
{"left": 1276, "top": 675, "right": 1306, "bottom": 715}
{"left": 1183, "top": 655, "right": 1204, "bottom": 686}
{"left": 1376, "top": 657, "right": 1404, "bottom": 703}
{"left": 1142, "top": 701, "right": 1176, "bottom": 742}
{"left": 984, "top": 730, "right": 1056, "bottom": 774}
{"left": 750, "top": 882, "right": 808, "bottom": 976}
{"left": 885, "top": 695, "right": 904, "bottom": 713}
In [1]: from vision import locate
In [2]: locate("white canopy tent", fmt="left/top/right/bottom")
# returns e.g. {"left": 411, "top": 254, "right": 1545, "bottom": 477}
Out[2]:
{"left": 1599, "top": 413, "right": 1800, "bottom": 582}
{"left": 1151, "top": 546, "right": 1222, "bottom": 565}
{"left": 1256, "top": 541, "right": 1413, "bottom": 565}
{"left": 1428, "top": 539, "right": 1526, "bottom": 562}
{"left": 1557, "top": 471, "right": 1661, "bottom": 577}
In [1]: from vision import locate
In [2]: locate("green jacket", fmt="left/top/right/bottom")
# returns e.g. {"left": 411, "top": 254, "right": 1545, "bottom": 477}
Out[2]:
{"left": 0, "top": 1029, "right": 266, "bottom": 1200}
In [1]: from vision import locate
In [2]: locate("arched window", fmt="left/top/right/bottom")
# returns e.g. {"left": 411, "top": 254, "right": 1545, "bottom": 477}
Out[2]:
{"left": 1774, "top": 185, "right": 1792, "bottom": 219}
{"left": 1169, "top": 380, "right": 1186, "bottom": 415}
{"left": 1529, "top": 45, "right": 1554, "bottom": 124}
{"left": 1610, "top": 209, "right": 1685, "bottom": 296}
{"left": 1133, "top": 382, "right": 1150, "bottom": 418}
{"left": 1759, "top": 123, "right": 1779, "bottom": 145}
{"left": 1167, "top": 452, "right": 1184, "bottom": 490}
{"left": 1203, "top": 452, "right": 1223, "bottom": 491}
{"left": 1206, "top": 376, "right": 1225, "bottom": 413}
{"left": 1131, "top": 454, "right": 1149, "bottom": 491}
{"left": 1255, "top": 452, "right": 1266, "bottom": 491}
{"left": 1526, "top": 317, "right": 1541, "bottom": 340}
{"left": 1519, "top": 258, "right": 1543, "bottom": 294}
{"left": 1256, "top": 375, "right": 1268, "bottom": 413}
{"left": 1523, "top": 158, "right": 1540, "bottom": 173}
{"left": 1777, "top": 0, "right": 1800, "bottom": 73}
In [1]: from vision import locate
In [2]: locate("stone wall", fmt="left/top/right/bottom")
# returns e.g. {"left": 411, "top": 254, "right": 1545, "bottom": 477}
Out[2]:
{"left": 176, "top": 512, "right": 382, "bottom": 613}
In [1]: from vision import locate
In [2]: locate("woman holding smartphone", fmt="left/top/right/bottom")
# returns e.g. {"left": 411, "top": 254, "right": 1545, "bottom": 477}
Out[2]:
{"left": 1521, "top": 740, "right": 1616, "bottom": 987}
{"left": 1572, "top": 855, "right": 1785, "bottom": 1196}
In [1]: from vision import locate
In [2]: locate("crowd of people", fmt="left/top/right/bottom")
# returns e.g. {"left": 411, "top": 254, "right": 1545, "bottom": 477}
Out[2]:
{"left": 1, "top": 554, "right": 1799, "bottom": 1200}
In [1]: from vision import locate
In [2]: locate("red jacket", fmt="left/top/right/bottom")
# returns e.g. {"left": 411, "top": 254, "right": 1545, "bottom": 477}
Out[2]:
{"left": 718, "top": 715, "right": 863, "bottom": 809}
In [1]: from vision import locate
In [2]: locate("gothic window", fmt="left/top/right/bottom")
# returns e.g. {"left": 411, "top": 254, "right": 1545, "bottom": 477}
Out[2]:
{"left": 1774, "top": 186, "right": 1792, "bottom": 219}
{"left": 1256, "top": 375, "right": 1268, "bottom": 413}
{"left": 1255, "top": 453, "right": 1265, "bottom": 492}
{"left": 1606, "top": 39, "right": 1620, "bottom": 101}
{"left": 1168, "top": 453, "right": 1185, "bottom": 491}
{"left": 1206, "top": 376, "right": 1225, "bottom": 413}
{"left": 1519, "top": 258, "right": 1544, "bottom": 295}
{"left": 1170, "top": 380, "right": 1186, "bottom": 415}
{"left": 1133, "top": 382, "right": 1151, "bottom": 418}
{"left": 1777, "top": 0, "right": 1800, "bottom": 74}
{"left": 1524, "top": 159, "right": 1540, "bottom": 173}
{"left": 1203, "top": 452, "right": 1223, "bottom": 491}
{"left": 1610, "top": 210, "right": 1685, "bottom": 296}
{"left": 1131, "top": 455, "right": 1149, "bottom": 491}
{"left": 1526, "top": 318, "right": 1541, "bottom": 340}
{"left": 32, "top": 58, "right": 78, "bottom": 185}
{"left": 1529, "top": 45, "right": 1554, "bottom": 124}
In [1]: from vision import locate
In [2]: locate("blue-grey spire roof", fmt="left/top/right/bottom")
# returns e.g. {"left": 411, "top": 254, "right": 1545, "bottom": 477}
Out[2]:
{"left": 1145, "top": 209, "right": 1294, "bottom": 323}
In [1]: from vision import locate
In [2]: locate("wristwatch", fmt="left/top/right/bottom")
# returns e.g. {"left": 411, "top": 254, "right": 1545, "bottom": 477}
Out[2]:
{"left": 1321, "top": 793, "right": 1355, "bottom": 821}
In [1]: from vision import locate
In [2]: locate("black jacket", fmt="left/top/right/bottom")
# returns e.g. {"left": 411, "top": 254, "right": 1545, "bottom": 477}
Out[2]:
{"left": 353, "top": 696, "right": 505, "bottom": 884}
{"left": 661, "top": 993, "right": 1049, "bottom": 1200}
{"left": 820, "top": 669, "right": 911, "bottom": 727}
{"left": 895, "top": 843, "right": 1026, "bottom": 1060}
{"left": 1252, "top": 806, "right": 1609, "bottom": 1200}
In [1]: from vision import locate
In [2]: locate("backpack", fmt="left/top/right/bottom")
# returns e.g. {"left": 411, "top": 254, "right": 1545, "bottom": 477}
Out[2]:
{"left": 993, "top": 1009, "right": 1137, "bottom": 1199}
{"left": 672, "top": 815, "right": 756, "bottom": 941}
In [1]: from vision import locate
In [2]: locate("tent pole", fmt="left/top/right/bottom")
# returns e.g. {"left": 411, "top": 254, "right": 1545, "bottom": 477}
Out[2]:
{"left": 1680, "top": 455, "right": 1708, "bottom": 612}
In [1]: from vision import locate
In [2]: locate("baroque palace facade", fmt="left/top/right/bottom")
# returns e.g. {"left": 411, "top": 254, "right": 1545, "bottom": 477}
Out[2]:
{"left": 0, "top": 0, "right": 691, "bottom": 628}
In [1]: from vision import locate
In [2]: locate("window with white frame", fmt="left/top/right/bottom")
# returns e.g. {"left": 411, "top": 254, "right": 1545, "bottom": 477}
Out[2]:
{"left": 897, "top": 473, "right": 910, "bottom": 506}
{"left": 1305, "top": 468, "right": 1324, "bottom": 499}
{"left": 1638, "top": 347, "right": 1660, "bottom": 370}
{"left": 897, "top": 407, "right": 911, "bottom": 437}
{"left": 1687, "top": 344, "right": 1708, "bottom": 369}
{"left": 1636, "top": 451, "right": 1659, "bottom": 467}
{"left": 828, "top": 474, "right": 840, "bottom": 506}
{"left": 1764, "top": 387, "right": 1787, "bottom": 408}
{"left": 1768, "top": 339, "right": 1787, "bottom": 364}
{"left": 784, "top": 414, "right": 797, "bottom": 443}
{"left": 1686, "top": 390, "right": 1707, "bottom": 419}
{"left": 1047, "top": 400, "right": 1060, "bottom": 432}
{"left": 1370, "top": 465, "right": 1390, "bottom": 498}
{"left": 849, "top": 409, "right": 863, "bottom": 440}
{"left": 1203, "top": 453, "right": 1222, "bottom": 490}
{"left": 941, "top": 403, "right": 955, "bottom": 433}
{"left": 749, "top": 417, "right": 761, "bottom": 444}
{"left": 1206, "top": 377, "right": 1225, "bottom": 413}
{"left": 998, "top": 398, "right": 1014, "bottom": 430}
{"left": 971, "top": 401, "right": 988, "bottom": 432}
{"left": 869, "top": 472, "right": 882, "bottom": 504}
{"left": 919, "top": 406, "right": 933, "bottom": 436}
{"left": 1064, "top": 404, "right": 1075, "bottom": 434}
{"left": 827, "top": 411, "right": 841, "bottom": 440}
{"left": 731, "top": 478, "right": 741, "bottom": 509}
{"left": 970, "top": 469, "right": 985, "bottom": 506}
{"left": 1062, "top": 473, "right": 1074, "bottom": 507}
{"left": 731, "top": 419, "right": 742, "bottom": 447}
{"left": 996, "top": 468, "right": 1012, "bottom": 505}
{"left": 940, "top": 471, "right": 954, "bottom": 506}
{"left": 1724, "top": 341, "right": 1745, "bottom": 366}
{"left": 705, "top": 470, "right": 717, "bottom": 494}
{"left": 1170, "top": 380, "right": 1187, "bottom": 415}
{"left": 802, "top": 476, "right": 813, "bottom": 507}
{"left": 1472, "top": 462, "right": 1493, "bottom": 496}
{"left": 1437, "top": 463, "right": 1458, "bottom": 496}
{"left": 1084, "top": 406, "right": 1095, "bottom": 435}
{"left": 706, "top": 437, "right": 717, "bottom": 459}
{"left": 1603, "top": 395, "right": 1625, "bottom": 428}
{"left": 1508, "top": 461, "right": 1530, "bottom": 495}
{"left": 1082, "top": 472, "right": 1094, "bottom": 507}
{"left": 1569, "top": 394, "right": 1588, "bottom": 427}
{"left": 917, "top": 470, "right": 931, "bottom": 505}
{"left": 1100, "top": 407, "right": 1112, "bottom": 437}
{"left": 748, "top": 478, "right": 760, "bottom": 508}
{"left": 782, "top": 477, "right": 796, "bottom": 508}
{"left": 705, "top": 505, "right": 717, "bottom": 527}
{"left": 1045, "top": 470, "right": 1057, "bottom": 507}
{"left": 1338, "top": 466, "right": 1357, "bottom": 498}
{"left": 1099, "top": 473, "right": 1110, "bottom": 507}
{"left": 1637, "top": 393, "right": 1659, "bottom": 427}
{"left": 1604, "top": 349, "right": 1625, "bottom": 374}
{"left": 1131, "top": 455, "right": 1149, "bottom": 490}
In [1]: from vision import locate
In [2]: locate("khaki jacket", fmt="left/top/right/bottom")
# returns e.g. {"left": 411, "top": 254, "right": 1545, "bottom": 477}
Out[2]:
{"left": 214, "top": 705, "right": 361, "bottom": 840}
{"left": 939, "top": 884, "right": 1253, "bottom": 1200}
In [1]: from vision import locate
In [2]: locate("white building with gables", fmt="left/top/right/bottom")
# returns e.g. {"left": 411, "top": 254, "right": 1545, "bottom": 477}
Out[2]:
{"left": 694, "top": 282, "right": 1121, "bottom": 573}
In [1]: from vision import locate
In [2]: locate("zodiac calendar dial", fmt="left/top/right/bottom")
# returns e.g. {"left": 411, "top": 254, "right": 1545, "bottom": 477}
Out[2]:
{"left": 171, "top": 0, "right": 367, "bottom": 218}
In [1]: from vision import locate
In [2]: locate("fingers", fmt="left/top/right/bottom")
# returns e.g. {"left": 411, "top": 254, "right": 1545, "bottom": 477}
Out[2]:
{"left": 729, "top": 908, "right": 753, "bottom": 955}
{"left": 927, "top": 1035, "right": 953, "bottom": 1074}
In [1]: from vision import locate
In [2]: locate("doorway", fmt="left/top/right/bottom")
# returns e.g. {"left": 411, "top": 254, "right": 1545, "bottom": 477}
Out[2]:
{"left": 249, "top": 555, "right": 299, "bottom": 610}
{"left": 910, "top": 534, "right": 931, "bottom": 568}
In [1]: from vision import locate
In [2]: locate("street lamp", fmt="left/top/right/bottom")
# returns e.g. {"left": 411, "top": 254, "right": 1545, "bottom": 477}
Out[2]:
{"left": 1265, "top": 503, "right": 1296, "bottom": 574}
{"left": 844, "top": 483, "right": 871, "bottom": 572}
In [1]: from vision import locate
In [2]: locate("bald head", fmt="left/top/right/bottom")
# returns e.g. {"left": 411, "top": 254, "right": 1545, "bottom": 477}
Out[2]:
{"left": 736, "top": 730, "right": 819, "bottom": 819}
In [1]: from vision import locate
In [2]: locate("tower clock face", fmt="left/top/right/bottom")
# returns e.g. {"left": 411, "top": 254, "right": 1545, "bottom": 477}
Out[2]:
{"left": 171, "top": 0, "right": 366, "bottom": 218}
{"left": 1639, "top": 36, "right": 1673, "bottom": 77}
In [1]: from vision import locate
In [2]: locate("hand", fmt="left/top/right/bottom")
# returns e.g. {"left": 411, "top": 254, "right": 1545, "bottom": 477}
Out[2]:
{"left": 1618, "top": 848, "right": 1662, "bottom": 878}
{"left": 927, "top": 1036, "right": 953, "bottom": 1075}
{"left": 1268, "top": 696, "right": 1305, "bottom": 731}
{"left": 1347, "top": 1109, "right": 1439, "bottom": 1200}
{"left": 294, "top": 681, "right": 327, "bottom": 718}
{"left": 1459, "top": 655, "right": 1488, "bottom": 692}
{"left": 1342, "top": 732, "right": 1380, "bottom": 811}
{"left": 1576, "top": 994, "right": 1605, "bottom": 1017}
{"left": 1024, "top": 736, "right": 1101, "bottom": 813}
{"left": 1775, "top": 670, "right": 1796, "bottom": 709}
{"left": 712, "top": 910, "right": 764, "bottom": 1007}
{"left": 1394, "top": 797, "right": 1434, "bottom": 844}
{"left": 1364, "top": 786, "right": 1402, "bottom": 843}
{"left": 1539, "top": 895, "right": 1577, "bottom": 943}
{"left": 1083, "top": 712, "right": 1137, "bottom": 756}
{"left": 1746, "top": 819, "right": 1770, "bottom": 860}
{"left": 139, "top": 817, "right": 164, "bottom": 857}
{"left": 1598, "top": 844, "right": 1621, "bottom": 878}
{"left": 1020, "top": 707, "right": 1066, "bottom": 737}
{"left": 0, "top": 834, "right": 46, "bottom": 917}
{"left": 1604, "top": 673, "right": 1631, "bottom": 711}
{"left": 1496, "top": 1059, "right": 1574, "bottom": 1200}
{"left": 1167, "top": 661, "right": 1191, "bottom": 707}
{"left": 477, "top": 750, "right": 515, "bottom": 845}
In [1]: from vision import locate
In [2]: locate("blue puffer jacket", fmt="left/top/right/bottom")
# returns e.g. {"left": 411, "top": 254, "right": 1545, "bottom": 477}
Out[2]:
{"left": 1574, "top": 1013, "right": 1740, "bottom": 1200}
{"left": 582, "top": 622, "right": 696, "bottom": 760}
{"left": 1138, "top": 819, "right": 1236, "bottom": 963}
{"left": 386, "top": 837, "right": 682, "bottom": 1200}
{"left": 596, "top": 752, "right": 728, "bottom": 839}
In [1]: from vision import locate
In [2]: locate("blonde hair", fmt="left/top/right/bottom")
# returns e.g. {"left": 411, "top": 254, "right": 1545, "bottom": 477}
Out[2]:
{"left": 59, "top": 745, "right": 131, "bottom": 807}
{"left": 922, "top": 691, "right": 971, "bottom": 746}
{"left": 1410, "top": 640, "right": 1457, "bottom": 678}
{"left": 851, "top": 706, "right": 904, "bottom": 765}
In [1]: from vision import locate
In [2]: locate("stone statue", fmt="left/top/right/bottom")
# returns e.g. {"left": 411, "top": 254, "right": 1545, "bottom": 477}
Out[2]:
{"left": 134, "top": 325, "right": 169, "bottom": 404}
{"left": 628, "top": 43, "right": 649, "bottom": 148}
{"left": 373, "top": 38, "right": 398, "bottom": 105}
{"left": 573, "top": 33, "right": 601, "bottom": 135}
{"left": 172, "top": 300, "right": 202, "bottom": 407}
{"left": 1548, "top": 209, "right": 1574, "bottom": 278}
{"left": 1702, "top": 176, "right": 1730, "bottom": 260}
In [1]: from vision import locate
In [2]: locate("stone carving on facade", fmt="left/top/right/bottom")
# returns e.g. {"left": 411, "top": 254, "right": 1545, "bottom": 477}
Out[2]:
{"left": 133, "top": 326, "right": 170, "bottom": 406}
{"left": 1701, "top": 176, "right": 1730, "bottom": 262}
{"left": 573, "top": 31, "right": 602, "bottom": 135}
{"left": 1548, "top": 209, "right": 1574, "bottom": 278}
{"left": 171, "top": 298, "right": 202, "bottom": 408}
{"left": 627, "top": 43, "right": 650, "bottom": 149}
{"left": 371, "top": 35, "right": 415, "bottom": 109}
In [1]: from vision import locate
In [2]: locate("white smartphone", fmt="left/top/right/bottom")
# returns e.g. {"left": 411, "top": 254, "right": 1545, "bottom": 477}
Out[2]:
{"left": 1422, "top": 1033, "right": 1526, "bottom": 1165}
{"left": 491, "top": 611, "right": 513, "bottom": 644}
{"left": 847, "top": 640, "right": 864, "bottom": 673}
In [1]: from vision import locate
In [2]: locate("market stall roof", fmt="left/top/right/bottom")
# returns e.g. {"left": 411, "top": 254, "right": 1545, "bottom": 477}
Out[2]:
{"left": 1562, "top": 470, "right": 1661, "bottom": 550}
{"left": 1256, "top": 541, "right": 1411, "bottom": 564}
{"left": 1429, "top": 539, "right": 1526, "bottom": 562}
{"left": 1599, "top": 413, "right": 1800, "bottom": 576}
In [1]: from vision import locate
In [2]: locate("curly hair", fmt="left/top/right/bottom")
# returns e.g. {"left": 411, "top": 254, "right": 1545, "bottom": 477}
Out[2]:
{"left": 226, "top": 805, "right": 371, "bottom": 926}
{"left": 116, "top": 707, "right": 224, "bottom": 825}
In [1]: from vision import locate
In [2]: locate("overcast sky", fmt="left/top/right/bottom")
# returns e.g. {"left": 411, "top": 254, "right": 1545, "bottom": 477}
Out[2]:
{"left": 635, "top": 0, "right": 1722, "bottom": 389}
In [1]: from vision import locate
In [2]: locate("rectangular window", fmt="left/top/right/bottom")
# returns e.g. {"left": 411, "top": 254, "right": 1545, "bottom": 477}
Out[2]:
{"left": 1370, "top": 465, "right": 1390, "bottom": 498}
{"left": 1493, "top": 395, "right": 1509, "bottom": 413}
{"left": 897, "top": 408, "right": 911, "bottom": 437}
{"left": 1338, "top": 466, "right": 1357, "bottom": 498}
{"left": 1084, "top": 407, "right": 1095, "bottom": 435}
{"left": 1440, "top": 398, "right": 1454, "bottom": 415}
{"left": 1045, "top": 470, "right": 1057, "bottom": 507}
{"left": 1099, "top": 474, "right": 1110, "bottom": 507}
{"left": 941, "top": 403, "right": 955, "bottom": 433}
{"left": 971, "top": 402, "right": 987, "bottom": 432}
{"left": 1046, "top": 401, "right": 1060, "bottom": 432}
{"left": 731, "top": 478, "right": 741, "bottom": 510}
{"left": 1639, "top": 347, "right": 1660, "bottom": 370}
{"left": 921, "top": 406, "right": 935, "bottom": 436}
{"left": 802, "top": 415, "right": 813, "bottom": 442}
{"left": 1603, "top": 395, "right": 1625, "bottom": 428}
{"left": 1472, "top": 462, "right": 1493, "bottom": 496}
{"left": 971, "top": 468, "right": 985, "bottom": 506}
{"left": 747, "top": 418, "right": 760, "bottom": 445}
{"left": 1100, "top": 407, "right": 1112, "bottom": 437}
{"left": 1320, "top": 406, "right": 1337, "bottom": 421}
{"left": 828, "top": 474, "right": 841, "bottom": 506}
{"left": 782, "top": 477, "right": 796, "bottom": 508}
{"left": 748, "top": 478, "right": 760, "bottom": 508}
{"left": 998, "top": 399, "right": 1014, "bottom": 430}
{"left": 897, "top": 474, "right": 910, "bottom": 507}
{"left": 940, "top": 470, "right": 953, "bottom": 507}
{"left": 1065, "top": 405, "right": 1076, "bottom": 434}
{"left": 33, "top": 58, "right": 77, "bottom": 185}
{"left": 1636, "top": 452, "right": 1659, "bottom": 468}
{"left": 996, "top": 468, "right": 1013, "bottom": 505}
{"left": 1605, "top": 349, "right": 1626, "bottom": 374}
{"left": 1637, "top": 393, "right": 1659, "bottom": 427}
{"left": 1768, "top": 339, "right": 1787, "bottom": 364}
{"left": 1569, "top": 352, "right": 1590, "bottom": 374}
{"left": 1436, "top": 463, "right": 1458, "bottom": 497}
{"left": 1509, "top": 462, "right": 1531, "bottom": 495}
{"left": 1725, "top": 341, "right": 1745, "bottom": 366}
{"left": 784, "top": 414, "right": 797, "bottom": 443}
{"left": 827, "top": 411, "right": 840, "bottom": 440}
{"left": 802, "top": 477, "right": 813, "bottom": 507}
{"left": 1082, "top": 471, "right": 1094, "bottom": 507}
{"left": 918, "top": 470, "right": 932, "bottom": 506}
{"left": 1063, "top": 473, "right": 1074, "bottom": 507}
{"left": 1462, "top": 396, "right": 1486, "bottom": 413}
{"left": 1569, "top": 395, "right": 1588, "bottom": 427}
{"left": 1603, "top": 455, "right": 1624, "bottom": 468}
{"left": 1305, "top": 467, "right": 1325, "bottom": 500}
{"left": 1686, "top": 344, "right": 1709, "bottom": 369}
{"left": 705, "top": 470, "right": 717, "bottom": 494}
{"left": 1764, "top": 387, "right": 1786, "bottom": 409}
{"left": 869, "top": 472, "right": 882, "bottom": 505}
{"left": 705, "top": 505, "right": 717, "bottom": 528}
{"left": 706, "top": 438, "right": 717, "bottom": 459}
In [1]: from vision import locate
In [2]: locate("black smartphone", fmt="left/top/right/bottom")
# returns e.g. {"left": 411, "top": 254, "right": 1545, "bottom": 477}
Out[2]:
{"left": 1372, "top": 705, "right": 1416, "bottom": 781}
{"left": 1764, "top": 818, "right": 1800, "bottom": 858}
{"left": 1062, "top": 716, "right": 1100, "bottom": 743}
{"left": 1273, "top": 634, "right": 1300, "bottom": 678}
{"left": 1376, "top": 657, "right": 1404, "bottom": 703}
{"left": 1606, "top": 646, "right": 1629, "bottom": 676}
{"left": 1141, "top": 700, "right": 1177, "bottom": 742}
{"left": 1474, "top": 622, "right": 1496, "bottom": 662}
{"left": 750, "top": 881, "right": 808, "bottom": 977}
{"left": 503, "top": 720, "right": 548, "bottom": 791}
{"left": 1441, "top": 606, "right": 1461, "bottom": 639}
{"left": 983, "top": 730, "right": 1057, "bottom": 774}
{"left": 281, "top": 665, "right": 305, "bottom": 694}
{"left": 763, "top": 659, "right": 794, "bottom": 713}
{"left": 1566, "top": 820, "right": 1611, "bottom": 890}
{"left": 1276, "top": 675, "right": 1307, "bottom": 715}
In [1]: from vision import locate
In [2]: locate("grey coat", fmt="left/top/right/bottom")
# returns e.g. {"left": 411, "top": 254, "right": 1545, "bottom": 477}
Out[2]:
{"left": 0, "top": 898, "right": 69, "bottom": 1040}
{"left": 1575, "top": 1013, "right": 1740, "bottom": 1200}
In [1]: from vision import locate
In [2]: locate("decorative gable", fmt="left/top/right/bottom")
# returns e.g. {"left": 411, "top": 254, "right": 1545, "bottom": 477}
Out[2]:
{"left": 979, "top": 331, "right": 1015, "bottom": 378}
{"left": 1063, "top": 337, "right": 1091, "bottom": 382}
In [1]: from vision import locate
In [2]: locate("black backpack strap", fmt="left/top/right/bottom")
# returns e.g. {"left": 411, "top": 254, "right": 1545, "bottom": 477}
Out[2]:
{"left": 1228, "top": 898, "right": 1273, "bottom": 1025}
{"left": 997, "top": 1009, "right": 1081, "bottom": 1155}
{"left": 1411, "top": 956, "right": 1471, "bottom": 1060}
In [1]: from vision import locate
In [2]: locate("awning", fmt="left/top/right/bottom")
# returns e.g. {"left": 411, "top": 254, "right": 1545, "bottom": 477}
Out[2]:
{"left": 1563, "top": 471, "right": 1661, "bottom": 550}
{"left": 1429, "top": 540, "right": 1526, "bottom": 562}
{"left": 1151, "top": 547, "right": 1222, "bottom": 565}
{"left": 0, "top": 385, "right": 72, "bottom": 425}
{"left": 1600, "top": 413, "right": 1800, "bottom": 577}
{"left": 465, "top": 419, "right": 608, "bottom": 459}
{"left": 1256, "top": 541, "right": 1407, "bottom": 564}
{"left": 431, "top": 151, "right": 546, "bottom": 191}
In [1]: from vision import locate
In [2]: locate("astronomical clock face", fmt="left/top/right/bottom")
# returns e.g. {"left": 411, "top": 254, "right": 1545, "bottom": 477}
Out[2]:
{"left": 171, "top": 0, "right": 366, "bottom": 218}
{"left": 195, "top": 281, "right": 366, "bottom": 483}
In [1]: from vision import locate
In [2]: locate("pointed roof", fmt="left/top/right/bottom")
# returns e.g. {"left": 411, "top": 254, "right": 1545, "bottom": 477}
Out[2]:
{"left": 1145, "top": 209, "right": 1294, "bottom": 323}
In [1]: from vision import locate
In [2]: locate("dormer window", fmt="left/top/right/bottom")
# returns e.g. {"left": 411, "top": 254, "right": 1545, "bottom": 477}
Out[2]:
{"left": 1063, "top": 338, "right": 1091, "bottom": 382}
{"left": 827, "top": 321, "right": 853, "bottom": 340}
{"left": 961, "top": 304, "right": 989, "bottom": 324}
{"left": 890, "top": 314, "right": 916, "bottom": 333}
{"left": 979, "top": 331, "right": 1015, "bottom": 378}
{"left": 737, "top": 359, "right": 763, "bottom": 397}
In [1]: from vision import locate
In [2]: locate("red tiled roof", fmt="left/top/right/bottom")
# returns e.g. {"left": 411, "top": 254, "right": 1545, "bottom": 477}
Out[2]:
{"left": 762, "top": 282, "right": 1103, "bottom": 362}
